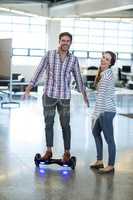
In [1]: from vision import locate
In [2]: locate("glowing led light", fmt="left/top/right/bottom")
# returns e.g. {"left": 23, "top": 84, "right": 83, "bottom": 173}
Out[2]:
{"left": 63, "top": 164, "right": 68, "bottom": 167}
{"left": 39, "top": 169, "right": 45, "bottom": 174}
{"left": 62, "top": 170, "right": 69, "bottom": 175}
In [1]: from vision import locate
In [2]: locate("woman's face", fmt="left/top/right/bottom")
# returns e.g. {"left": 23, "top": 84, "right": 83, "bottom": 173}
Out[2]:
{"left": 100, "top": 53, "right": 112, "bottom": 71}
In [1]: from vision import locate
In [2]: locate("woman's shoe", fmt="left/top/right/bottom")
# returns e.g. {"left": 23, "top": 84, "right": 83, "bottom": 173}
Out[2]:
{"left": 90, "top": 163, "right": 104, "bottom": 169}
{"left": 98, "top": 167, "right": 114, "bottom": 174}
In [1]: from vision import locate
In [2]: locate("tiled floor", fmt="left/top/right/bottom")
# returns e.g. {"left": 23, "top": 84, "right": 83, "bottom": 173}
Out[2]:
{"left": 0, "top": 89, "right": 133, "bottom": 200}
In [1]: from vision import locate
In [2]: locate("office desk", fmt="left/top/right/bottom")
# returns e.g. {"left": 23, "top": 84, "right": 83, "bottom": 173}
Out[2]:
{"left": 11, "top": 82, "right": 29, "bottom": 92}
{"left": 121, "top": 72, "right": 133, "bottom": 81}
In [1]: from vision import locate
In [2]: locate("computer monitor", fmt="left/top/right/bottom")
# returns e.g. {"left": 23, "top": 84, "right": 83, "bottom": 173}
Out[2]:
{"left": 122, "top": 65, "right": 131, "bottom": 73}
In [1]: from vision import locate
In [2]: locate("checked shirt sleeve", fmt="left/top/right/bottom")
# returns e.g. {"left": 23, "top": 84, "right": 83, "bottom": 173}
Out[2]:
{"left": 72, "top": 57, "right": 85, "bottom": 93}
{"left": 29, "top": 52, "right": 49, "bottom": 87}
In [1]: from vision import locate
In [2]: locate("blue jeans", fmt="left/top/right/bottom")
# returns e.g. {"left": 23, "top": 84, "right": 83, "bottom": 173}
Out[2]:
{"left": 42, "top": 94, "right": 71, "bottom": 150}
{"left": 92, "top": 112, "right": 116, "bottom": 166}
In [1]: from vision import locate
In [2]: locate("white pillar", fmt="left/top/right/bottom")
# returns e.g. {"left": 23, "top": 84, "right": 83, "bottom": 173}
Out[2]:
{"left": 47, "top": 20, "right": 61, "bottom": 50}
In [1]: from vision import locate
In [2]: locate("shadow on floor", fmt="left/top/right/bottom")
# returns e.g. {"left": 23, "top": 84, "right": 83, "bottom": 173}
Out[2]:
{"left": 119, "top": 113, "right": 133, "bottom": 118}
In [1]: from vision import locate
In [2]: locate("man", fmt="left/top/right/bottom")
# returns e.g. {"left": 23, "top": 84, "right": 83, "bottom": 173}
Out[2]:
{"left": 24, "top": 32, "right": 88, "bottom": 162}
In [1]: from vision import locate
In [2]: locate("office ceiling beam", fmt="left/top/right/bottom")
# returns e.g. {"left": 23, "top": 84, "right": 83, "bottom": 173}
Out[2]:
{"left": 0, "top": 0, "right": 133, "bottom": 18}
{"left": 49, "top": 0, "right": 133, "bottom": 18}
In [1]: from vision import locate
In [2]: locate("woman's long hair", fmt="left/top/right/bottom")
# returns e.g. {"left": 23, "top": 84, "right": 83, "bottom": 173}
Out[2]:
{"left": 94, "top": 51, "right": 116, "bottom": 87}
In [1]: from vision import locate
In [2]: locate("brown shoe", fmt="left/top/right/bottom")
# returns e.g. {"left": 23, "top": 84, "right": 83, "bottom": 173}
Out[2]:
{"left": 41, "top": 151, "right": 52, "bottom": 161}
{"left": 90, "top": 163, "right": 104, "bottom": 169}
{"left": 98, "top": 167, "right": 114, "bottom": 174}
{"left": 63, "top": 152, "right": 71, "bottom": 163}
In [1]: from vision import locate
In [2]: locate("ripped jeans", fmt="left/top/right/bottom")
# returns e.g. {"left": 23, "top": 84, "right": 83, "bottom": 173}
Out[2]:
{"left": 42, "top": 94, "right": 71, "bottom": 150}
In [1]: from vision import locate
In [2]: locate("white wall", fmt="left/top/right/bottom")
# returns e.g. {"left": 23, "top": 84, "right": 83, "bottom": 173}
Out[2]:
{"left": 0, "top": 38, "right": 12, "bottom": 77}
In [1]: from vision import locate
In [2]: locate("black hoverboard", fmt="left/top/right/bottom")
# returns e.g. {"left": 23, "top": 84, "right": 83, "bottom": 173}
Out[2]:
{"left": 34, "top": 153, "right": 76, "bottom": 170}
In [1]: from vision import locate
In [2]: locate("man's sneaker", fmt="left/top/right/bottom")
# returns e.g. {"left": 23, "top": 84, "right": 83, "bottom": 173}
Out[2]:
{"left": 41, "top": 151, "right": 52, "bottom": 161}
{"left": 63, "top": 152, "right": 71, "bottom": 163}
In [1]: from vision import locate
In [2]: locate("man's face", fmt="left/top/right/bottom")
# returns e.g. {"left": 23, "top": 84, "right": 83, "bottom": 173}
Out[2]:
{"left": 59, "top": 35, "right": 72, "bottom": 52}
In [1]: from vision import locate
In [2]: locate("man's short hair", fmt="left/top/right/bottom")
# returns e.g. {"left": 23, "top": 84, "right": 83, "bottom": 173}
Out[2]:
{"left": 59, "top": 32, "right": 72, "bottom": 41}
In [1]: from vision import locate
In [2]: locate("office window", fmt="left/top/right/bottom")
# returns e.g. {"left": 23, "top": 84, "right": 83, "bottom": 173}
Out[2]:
{"left": 89, "top": 52, "right": 102, "bottom": 58}
{"left": 74, "top": 35, "right": 89, "bottom": 43}
{"left": 0, "top": 32, "right": 12, "bottom": 38}
{"left": 119, "top": 22, "right": 133, "bottom": 30}
{"left": 118, "top": 30, "right": 133, "bottom": 38}
{"left": 74, "top": 51, "right": 87, "bottom": 58}
{"left": 30, "top": 49, "right": 45, "bottom": 56}
{"left": 104, "top": 37, "right": 118, "bottom": 44}
{"left": 30, "top": 17, "right": 46, "bottom": 25}
{"left": 0, "top": 24, "right": 12, "bottom": 31}
{"left": 0, "top": 15, "right": 46, "bottom": 50}
{"left": 90, "top": 21, "right": 104, "bottom": 29}
{"left": 74, "top": 27, "right": 88, "bottom": 35}
{"left": 104, "top": 22, "right": 118, "bottom": 29}
{"left": 61, "top": 18, "right": 133, "bottom": 57}
{"left": 89, "top": 29, "right": 104, "bottom": 37}
{"left": 0, "top": 16, "right": 12, "bottom": 23}
{"left": 104, "top": 30, "right": 118, "bottom": 37}
{"left": 62, "top": 27, "right": 73, "bottom": 34}
{"left": 61, "top": 19, "right": 74, "bottom": 27}
{"left": 118, "top": 38, "right": 132, "bottom": 45}
{"left": 118, "top": 45, "right": 132, "bottom": 52}
{"left": 13, "top": 48, "right": 28, "bottom": 56}
{"left": 118, "top": 53, "right": 132, "bottom": 60}
{"left": 12, "top": 16, "right": 30, "bottom": 24}
{"left": 12, "top": 56, "right": 41, "bottom": 65}
{"left": 29, "top": 25, "right": 45, "bottom": 32}
{"left": 12, "top": 24, "right": 30, "bottom": 32}
{"left": 89, "top": 36, "right": 103, "bottom": 44}
{"left": 103, "top": 44, "right": 117, "bottom": 51}
{"left": 90, "top": 44, "right": 104, "bottom": 51}
{"left": 72, "top": 43, "right": 89, "bottom": 51}
{"left": 0, "top": 14, "right": 47, "bottom": 69}
{"left": 75, "top": 20, "right": 89, "bottom": 28}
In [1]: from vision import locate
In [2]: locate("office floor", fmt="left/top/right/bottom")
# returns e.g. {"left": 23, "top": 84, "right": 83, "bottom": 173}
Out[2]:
{"left": 0, "top": 89, "right": 133, "bottom": 200}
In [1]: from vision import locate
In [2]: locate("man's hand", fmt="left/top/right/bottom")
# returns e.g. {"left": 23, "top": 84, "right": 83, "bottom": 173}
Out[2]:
{"left": 22, "top": 85, "right": 32, "bottom": 100}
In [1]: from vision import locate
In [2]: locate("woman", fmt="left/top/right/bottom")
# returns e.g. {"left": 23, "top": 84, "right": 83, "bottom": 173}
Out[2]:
{"left": 90, "top": 51, "right": 116, "bottom": 174}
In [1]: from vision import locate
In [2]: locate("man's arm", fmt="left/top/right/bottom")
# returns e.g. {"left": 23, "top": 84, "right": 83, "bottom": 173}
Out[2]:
{"left": 23, "top": 52, "right": 49, "bottom": 98}
{"left": 30, "top": 53, "right": 49, "bottom": 87}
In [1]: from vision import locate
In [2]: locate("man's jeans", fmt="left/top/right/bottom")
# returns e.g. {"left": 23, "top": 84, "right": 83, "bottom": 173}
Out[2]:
{"left": 42, "top": 94, "right": 71, "bottom": 150}
{"left": 92, "top": 112, "right": 116, "bottom": 166}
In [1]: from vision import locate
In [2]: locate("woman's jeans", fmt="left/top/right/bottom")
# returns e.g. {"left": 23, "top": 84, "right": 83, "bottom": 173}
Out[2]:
{"left": 92, "top": 112, "right": 116, "bottom": 166}
{"left": 42, "top": 94, "right": 71, "bottom": 150}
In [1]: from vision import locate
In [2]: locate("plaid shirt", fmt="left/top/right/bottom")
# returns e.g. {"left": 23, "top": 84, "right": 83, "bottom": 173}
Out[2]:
{"left": 30, "top": 50, "right": 85, "bottom": 99}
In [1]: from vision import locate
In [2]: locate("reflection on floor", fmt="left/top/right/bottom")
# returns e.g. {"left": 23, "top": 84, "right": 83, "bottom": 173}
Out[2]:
{"left": 0, "top": 89, "right": 133, "bottom": 200}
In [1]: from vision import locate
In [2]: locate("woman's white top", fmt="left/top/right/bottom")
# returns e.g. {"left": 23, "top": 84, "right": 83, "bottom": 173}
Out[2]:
{"left": 92, "top": 68, "right": 116, "bottom": 120}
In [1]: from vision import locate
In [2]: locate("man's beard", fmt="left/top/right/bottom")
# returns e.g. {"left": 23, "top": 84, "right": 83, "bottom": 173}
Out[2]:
{"left": 61, "top": 45, "right": 69, "bottom": 51}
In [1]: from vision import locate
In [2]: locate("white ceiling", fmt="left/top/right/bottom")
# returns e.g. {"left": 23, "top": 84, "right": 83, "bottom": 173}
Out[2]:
{"left": 0, "top": 0, "right": 133, "bottom": 18}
